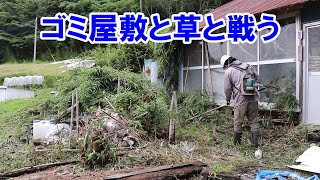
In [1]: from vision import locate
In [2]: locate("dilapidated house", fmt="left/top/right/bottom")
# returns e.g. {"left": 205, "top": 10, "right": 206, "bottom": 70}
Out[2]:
{"left": 178, "top": 0, "right": 320, "bottom": 124}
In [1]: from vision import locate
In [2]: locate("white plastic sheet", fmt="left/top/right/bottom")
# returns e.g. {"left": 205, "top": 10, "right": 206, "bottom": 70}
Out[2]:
{"left": 288, "top": 146, "right": 320, "bottom": 174}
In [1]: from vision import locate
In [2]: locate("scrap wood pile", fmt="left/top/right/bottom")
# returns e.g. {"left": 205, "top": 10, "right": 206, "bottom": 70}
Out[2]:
{"left": 66, "top": 97, "right": 150, "bottom": 168}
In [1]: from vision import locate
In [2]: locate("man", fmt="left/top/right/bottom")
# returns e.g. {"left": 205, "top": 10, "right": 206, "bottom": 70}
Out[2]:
{"left": 220, "top": 55, "right": 260, "bottom": 148}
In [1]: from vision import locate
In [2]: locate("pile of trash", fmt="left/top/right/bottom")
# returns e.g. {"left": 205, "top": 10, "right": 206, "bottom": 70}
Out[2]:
{"left": 91, "top": 107, "right": 142, "bottom": 148}
{"left": 33, "top": 120, "right": 70, "bottom": 145}
{"left": 31, "top": 102, "right": 145, "bottom": 167}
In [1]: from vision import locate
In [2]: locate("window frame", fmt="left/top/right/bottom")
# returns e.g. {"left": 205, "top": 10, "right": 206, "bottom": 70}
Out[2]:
{"left": 181, "top": 12, "right": 300, "bottom": 106}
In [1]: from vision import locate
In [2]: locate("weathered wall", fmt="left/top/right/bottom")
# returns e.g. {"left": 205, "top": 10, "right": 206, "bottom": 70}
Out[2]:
{"left": 0, "top": 87, "right": 34, "bottom": 102}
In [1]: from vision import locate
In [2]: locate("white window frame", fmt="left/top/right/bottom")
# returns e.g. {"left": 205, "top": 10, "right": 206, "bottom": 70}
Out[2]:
{"left": 181, "top": 12, "right": 300, "bottom": 107}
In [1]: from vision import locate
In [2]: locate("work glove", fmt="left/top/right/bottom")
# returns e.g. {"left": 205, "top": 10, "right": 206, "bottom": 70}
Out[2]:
{"left": 226, "top": 100, "right": 230, "bottom": 106}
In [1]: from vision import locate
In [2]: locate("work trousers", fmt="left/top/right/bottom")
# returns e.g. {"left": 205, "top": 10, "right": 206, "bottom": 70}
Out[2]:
{"left": 233, "top": 101, "right": 259, "bottom": 133}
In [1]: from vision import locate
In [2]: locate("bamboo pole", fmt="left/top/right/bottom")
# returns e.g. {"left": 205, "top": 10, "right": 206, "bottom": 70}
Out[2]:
{"left": 69, "top": 91, "right": 74, "bottom": 148}
{"left": 183, "top": 57, "right": 190, "bottom": 92}
{"left": 205, "top": 42, "right": 214, "bottom": 98}
{"left": 76, "top": 89, "right": 79, "bottom": 138}
{"left": 169, "top": 91, "right": 178, "bottom": 144}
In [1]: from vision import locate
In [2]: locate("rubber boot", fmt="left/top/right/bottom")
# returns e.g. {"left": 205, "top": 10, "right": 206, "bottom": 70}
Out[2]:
{"left": 234, "top": 132, "right": 242, "bottom": 145}
{"left": 251, "top": 131, "right": 259, "bottom": 148}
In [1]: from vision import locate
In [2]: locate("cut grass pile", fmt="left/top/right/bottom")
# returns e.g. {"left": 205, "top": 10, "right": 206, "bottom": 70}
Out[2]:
{"left": 116, "top": 121, "right": 311, "bottom": 177}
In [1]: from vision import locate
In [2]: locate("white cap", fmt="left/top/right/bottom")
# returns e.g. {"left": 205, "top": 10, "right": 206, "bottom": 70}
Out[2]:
{"left": 220, "top": 55, "right": 231, "bottom": 66}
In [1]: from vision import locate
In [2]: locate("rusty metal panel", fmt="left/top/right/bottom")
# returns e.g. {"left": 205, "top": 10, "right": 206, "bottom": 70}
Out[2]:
{"left": 199, "top": 0, "right": 309, "bottom": 29}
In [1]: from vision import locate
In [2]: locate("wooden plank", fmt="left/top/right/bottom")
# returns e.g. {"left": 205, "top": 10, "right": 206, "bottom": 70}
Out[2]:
{"left": 0, "top": 161, "right": 77, "bottom": 178}
{"left": 169, "top": 91, "right": 177, "bottom": 144}
{"left": 104, "top": 161, "right": 206, "bottom": 180}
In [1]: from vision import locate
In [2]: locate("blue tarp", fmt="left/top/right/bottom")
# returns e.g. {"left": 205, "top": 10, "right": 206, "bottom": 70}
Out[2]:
{"left": 256, "top": 170, "right": 319, "bottom": 180}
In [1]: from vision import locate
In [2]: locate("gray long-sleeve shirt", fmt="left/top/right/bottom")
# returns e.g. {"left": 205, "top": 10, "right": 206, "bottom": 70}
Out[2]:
{"left": 224, "top": 60, "right": 259, "bottom": 107}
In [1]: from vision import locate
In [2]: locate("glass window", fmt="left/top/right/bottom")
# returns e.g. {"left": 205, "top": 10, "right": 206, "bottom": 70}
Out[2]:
{"left": 183, "top": 69, "right": 202, "bottom": 92}
{"left": 184, "top": 41, "right": 202, "bottom": 67}
{"left": 259, "top": 63, "right": 296, "bottom": 103}
{"left": 260, "top": 17, "right": 296, "bottom": 60}
{"left": 230, "top": 41, "right": 257, "bottom": 62}
{"left": 308, "top": 26, "right": 320, "bottom": 72}
{"left": 204, "top": 68, "right": 225, "bottom": 102}
{"left": 207, "top": 42, "right": 227, "bottom": 65}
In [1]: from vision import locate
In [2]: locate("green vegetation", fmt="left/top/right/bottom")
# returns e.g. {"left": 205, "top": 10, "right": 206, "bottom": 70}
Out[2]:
{"left": 0, "top": 62, "right": 65, "bottom": 78}
{"left": 92, "top": 44, "right": 154, "bottom": 73}
{"left": 274, "top": 92, "right": 299, "bottom": 110}
{"left": 0, "top": 0, "right": 309, "bottom": 177}
{"left": 274, "top": 92, "right": 300, "bottom": 122}
{"left": 0, "top": 89, "right": 54, "bottom": 140}
{"left": 0, "top": 63, "right": 64, "bottom": 77}
{"left": 0, "top": 0, "right": 232, "bottom": 64}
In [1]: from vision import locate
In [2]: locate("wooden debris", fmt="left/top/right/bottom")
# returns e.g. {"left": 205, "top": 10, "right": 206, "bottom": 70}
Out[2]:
{"left": 25, "top": 124, "right": 35, "bottom": 154}
{"left": 186, "top": 105, "right": 226, "bottom": 122}
{"left": 205, "top": 42, "right": 214, "bottom": 98}
{"left": 104, "top": 161, "right": 207, "bottom": 180}
{"left": 0, "top": 161, "right": 77, "bottom": 178}
{"left": 308, "top": 130, "right": 320, "bottom": 142}
{"left": 105, "top": 97, "right": 117, "bottom": 112}
{"left": 56, "top": 103, "right": 76, "bottom": 121}
{"left": 34, "top": 149, "right": 80, "bottom": 153}
{"left": 169, "top": 91, "right": 178, "bottom": 144}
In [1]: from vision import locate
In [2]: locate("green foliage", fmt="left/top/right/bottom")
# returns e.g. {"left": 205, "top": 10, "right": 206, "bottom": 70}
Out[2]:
{"left": 0, "top": 89, "right": 56, "bottom": 141}
{"left": 0, "top": 0, "right": 232, "bottom": 63}
{"left": 144, "top": 0, "right": 232, "bottom": 18}
{"left": 274, "top": 92, "right": 299, "bottom": 122}
{"left": 0, "top": 0, "right": 141, "bottom": 63}
{"left": 43, "top": 75, "right": 64, "bottom": 88}
{"left": 80, "top": 128, "right": 117, "bottom": 168}
{"left": 274, "top": 92, "right": 299, "bottom": 110}
{"left": 155, "top": 41, "right": 184, "bottom": 92}
{"left": 109, "top": 91, "right": 140, "bottom": 113}
{"left": 177, "top": 90, "right": 212, "bottom": 120}
{"left": 92, "top": 44, "right": 154, "bottom": 73}
{"left": 54, "top": 66, "right": 150, "bottom": 110}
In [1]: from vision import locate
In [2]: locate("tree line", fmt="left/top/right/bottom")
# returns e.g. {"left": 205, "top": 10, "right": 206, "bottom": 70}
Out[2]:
{"left": 0, "top": 0, "right": 231, "bottom": 63}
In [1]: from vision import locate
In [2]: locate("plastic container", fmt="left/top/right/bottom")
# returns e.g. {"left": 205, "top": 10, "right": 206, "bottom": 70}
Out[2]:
{"left": 33, "top": 120, "right": 55, "bottom": 142}
{"left": 255, "top": 149, "right": 263, "bottom": 160}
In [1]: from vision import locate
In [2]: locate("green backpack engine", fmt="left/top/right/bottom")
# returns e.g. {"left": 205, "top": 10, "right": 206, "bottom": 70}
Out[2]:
{"left": 231, "top": 63, "right": 276, "bottom": 96}
{"left": 231, "top": 63, "right": 258, "bottom": 96}
{"left": 241, "top": 73, "right": 257, "bottom": 96}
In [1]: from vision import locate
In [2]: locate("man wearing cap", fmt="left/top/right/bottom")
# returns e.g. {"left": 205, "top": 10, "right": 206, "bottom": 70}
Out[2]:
{"left": 220, "top": 55, "right": 260, "bottom": 148}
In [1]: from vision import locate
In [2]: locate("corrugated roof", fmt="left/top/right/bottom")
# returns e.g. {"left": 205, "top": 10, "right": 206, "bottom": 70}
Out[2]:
{"left": 199, "top": 0, "right": 309, "bottom": 28}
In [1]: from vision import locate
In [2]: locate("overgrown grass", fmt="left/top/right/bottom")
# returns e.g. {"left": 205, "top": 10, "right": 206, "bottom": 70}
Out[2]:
{"left": 0, "top": 89, "right": 55, "bottom": 140}
{"left": 125, "top": 121, "right": 310, "bottom": 176}
{"left": 0, "top": 88, "right": 81, "bottom": 172}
